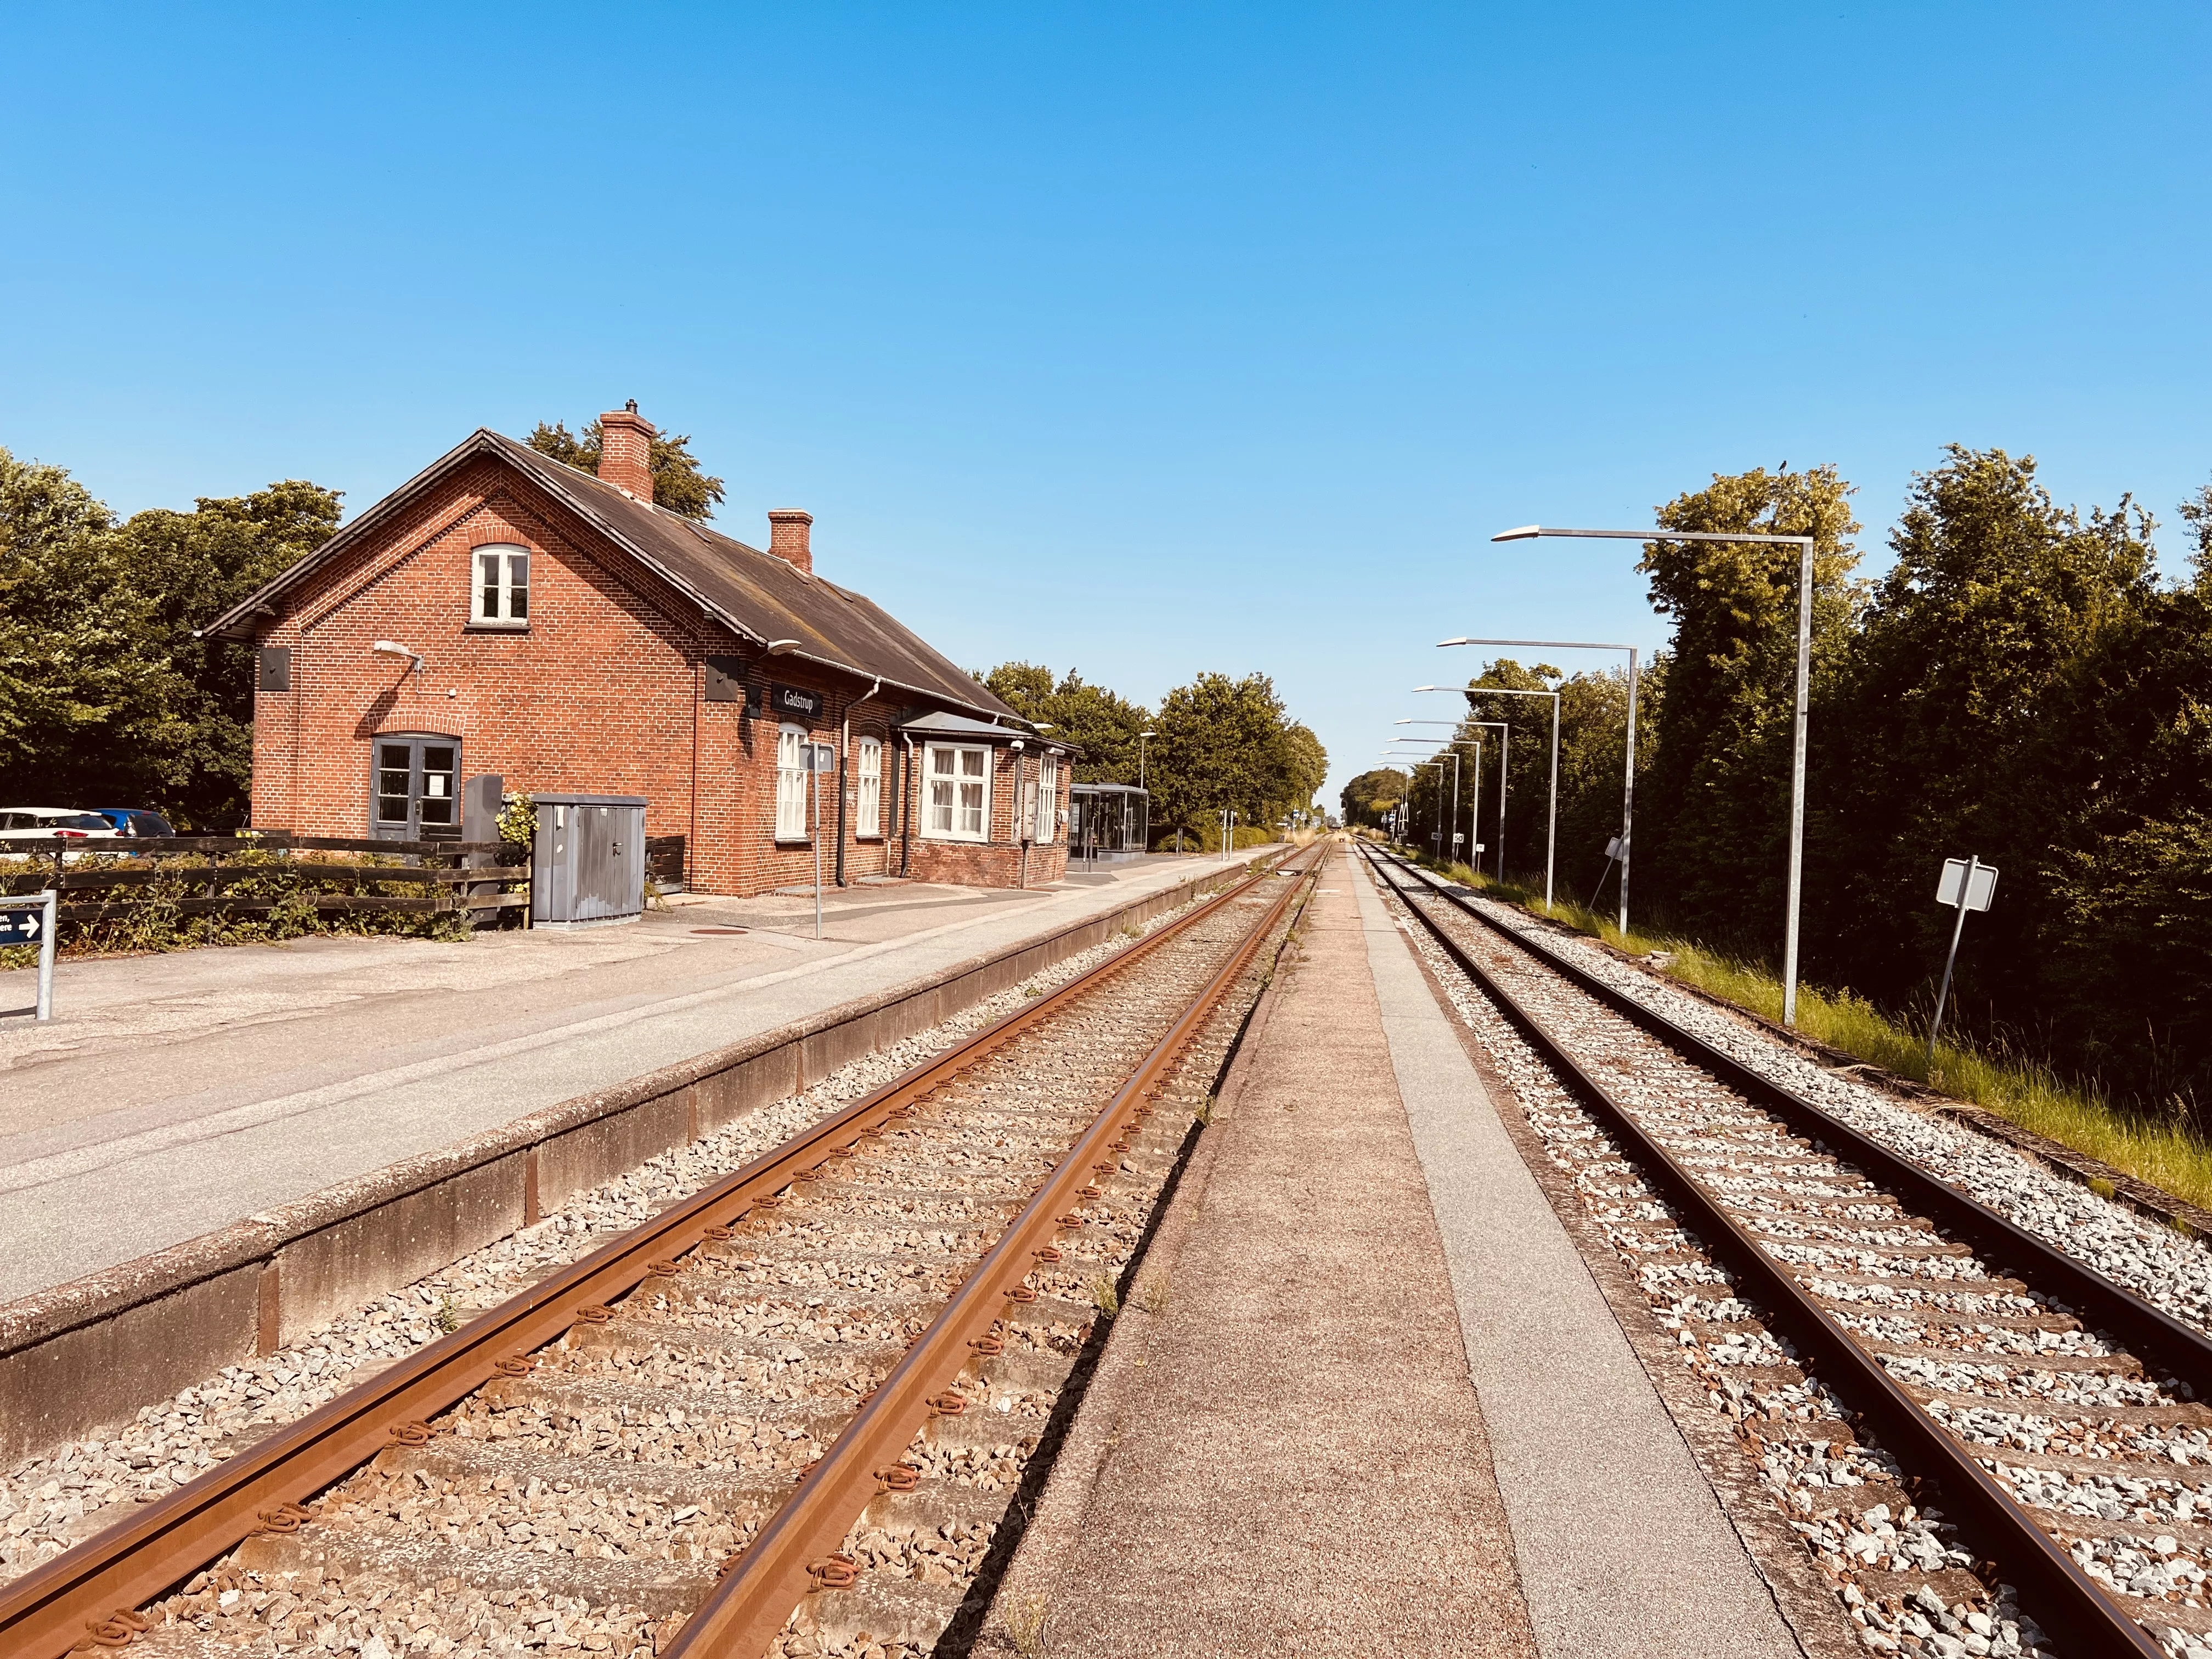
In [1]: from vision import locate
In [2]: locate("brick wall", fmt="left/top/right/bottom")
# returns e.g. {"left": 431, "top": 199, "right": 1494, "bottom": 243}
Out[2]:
{"left": 892, "top": 740, "right": 1071, "bottom": 889}
{"left": 246, "top": 458, "right": 916, "bottom": 898}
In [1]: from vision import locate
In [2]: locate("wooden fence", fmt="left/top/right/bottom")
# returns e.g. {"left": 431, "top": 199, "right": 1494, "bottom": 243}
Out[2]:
{"left": 0, "top": 834, "right": 531, "bottom": 924}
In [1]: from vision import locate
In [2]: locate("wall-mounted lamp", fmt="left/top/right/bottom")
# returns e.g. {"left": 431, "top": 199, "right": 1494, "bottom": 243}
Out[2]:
{"left": 371, "top": 640, "right": 424, "bottom": 673}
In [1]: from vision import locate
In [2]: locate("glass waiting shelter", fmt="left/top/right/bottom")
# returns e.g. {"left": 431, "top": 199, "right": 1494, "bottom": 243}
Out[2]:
{"left": 1069, "top": 783, "right": 1150, "bottom": 865}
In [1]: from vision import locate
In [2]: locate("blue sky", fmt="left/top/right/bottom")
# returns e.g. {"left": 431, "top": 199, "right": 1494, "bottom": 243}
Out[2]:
{"left": 7, "top": 4, "right": 2209, "bottom": 808}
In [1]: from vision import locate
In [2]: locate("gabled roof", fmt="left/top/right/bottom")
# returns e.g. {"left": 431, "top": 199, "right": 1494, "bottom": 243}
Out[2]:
{"left": 205, "top": 427, "right": 1016, "bottom": 722}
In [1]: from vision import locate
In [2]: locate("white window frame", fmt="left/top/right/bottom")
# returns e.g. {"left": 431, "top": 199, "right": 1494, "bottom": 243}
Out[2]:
{"left": 776, "top": 724, "right": 810, "bottom": 842}
{"left": 855, "top": 738, "right": 883, "bottom": 837}
{"left": 470, "top": 544, "right": 530, "bottom": 628}
{"left": 1035, "top": 754, "right": 1058, "bottom": 842}
{"left": 922, "top": 742, "right": 991, "bottom": 842}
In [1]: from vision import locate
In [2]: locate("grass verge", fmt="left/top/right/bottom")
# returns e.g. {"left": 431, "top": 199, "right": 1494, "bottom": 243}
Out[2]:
{"left": 1402, "top": 850, "right": 2212, "bottom": 1216}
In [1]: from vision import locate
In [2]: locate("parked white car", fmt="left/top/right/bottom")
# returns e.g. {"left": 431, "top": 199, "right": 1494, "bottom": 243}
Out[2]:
{"left": 0, "top": 808, "right": 125, "bottom": 857}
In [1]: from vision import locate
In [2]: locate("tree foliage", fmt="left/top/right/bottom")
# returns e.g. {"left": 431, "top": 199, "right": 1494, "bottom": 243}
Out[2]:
{"left": 1339, "top": 766, "right": 1409, "bottom": 828}
{"left": 528, "top": 418, "right": 726, "bottom": 521}
{"left": 0, "top": 449, "right": 340, "bottom": 826}
{"left": 1149, "top": 671, "right": 1322, "bottom": 837}
{"left": 1582, "top": 444, "right": 2212, "bottom": 1116}
{"left": 981, "top": 663, "right": 1324, "bottom": 843}
{"left": 981, "top": 662, "right": 1154, "bottom": 785}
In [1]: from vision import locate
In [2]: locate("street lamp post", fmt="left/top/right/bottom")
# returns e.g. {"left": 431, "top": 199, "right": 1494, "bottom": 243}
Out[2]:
{"left": 1391, "top": 743, "right": 1462, "bottom": 870}
{"left": 1436, "top": 637, "right": 1638, "bottom": 934}
{"left": 1411, "top": 685, "right": 1562, "bottom": 911}
{"left": 1138, "top": 730, "right": 1156, "bottom": 792}
{"left": 1397, "top": 718, "right": 1505, "bottom": 880}
{"left": 1485, "top": 522, "right": 1819, "bottom": 1026}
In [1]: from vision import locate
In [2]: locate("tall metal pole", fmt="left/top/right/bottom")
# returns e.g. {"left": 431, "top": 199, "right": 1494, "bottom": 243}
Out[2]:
{"left": 1782, "top": 538, "right": 1814, "bottom": 1027}
{"left": 1448, "top": 751, "right": 1460, "bottom": 869}
{"left": 1621, "top": 647, "right": 1638, "bottom": 935}
{"left": 1544, "top": 693, "right": 1558, "bottom": 910}
{"left": 1496, "top": 723, "right": 1509, "bottom": 883}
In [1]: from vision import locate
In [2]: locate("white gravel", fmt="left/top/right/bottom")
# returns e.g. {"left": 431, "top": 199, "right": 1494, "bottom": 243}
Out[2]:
{"left": 1468, "top": 887, "right": 2212, "bottom": 1340}
{"left": 1370, "top": 859, "right": 2055, "bottom": 1658}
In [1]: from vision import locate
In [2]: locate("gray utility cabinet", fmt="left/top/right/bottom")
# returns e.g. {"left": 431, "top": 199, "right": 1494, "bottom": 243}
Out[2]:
{"left": 532, "top": 794, "right": 648, "bottom": 926}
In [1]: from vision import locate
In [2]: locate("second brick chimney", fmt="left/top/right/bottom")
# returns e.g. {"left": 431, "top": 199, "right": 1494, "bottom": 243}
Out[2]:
{"left": 768, "top": 509, "right": 814, "bottom": 574}
{"left": 597, "top": 402, "right": 656, "bottom": 501}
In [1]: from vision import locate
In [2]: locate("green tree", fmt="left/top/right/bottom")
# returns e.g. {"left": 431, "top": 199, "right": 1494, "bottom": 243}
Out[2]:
{"left": 1148, "top": 672, "right": 1294, "bottom": 843}
{"left": 1339, "top": 767, "right": 1409, "bottom": 830}
{"left": 1825, "top": 447, "right": 2156, "bottom": 1010}
{"left": 980, "top": 663, "right": 1155, "bottom": 785}
{"left": 1636, "top": 464, "right": 1862, "bottom": 950}
{"left": 529, "top": 418, "right": 726, "bottom": 521}
{"left": 0, "top": 451, "right": 336, "bottom": 825}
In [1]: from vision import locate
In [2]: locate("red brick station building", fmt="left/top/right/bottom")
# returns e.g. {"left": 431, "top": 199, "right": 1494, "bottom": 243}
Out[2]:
{"left": 206, "top": 407, "right": 1075, "bottom": 894}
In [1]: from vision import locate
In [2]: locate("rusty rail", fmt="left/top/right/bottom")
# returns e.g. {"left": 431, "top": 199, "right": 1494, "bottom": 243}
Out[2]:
{"left": 1363, "top": 844, "right": 2172, "bottom": 1659}
{"left": 667, "top": 846, "right": 1319, "bottom": 1656}
{"left": 0, "top": 849, "right": 1312, "bottom": 1659}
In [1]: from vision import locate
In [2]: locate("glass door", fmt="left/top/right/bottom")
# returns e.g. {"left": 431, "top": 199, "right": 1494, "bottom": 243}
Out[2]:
{"left": 372, "top": 735, "right": 461, "bottom": 839}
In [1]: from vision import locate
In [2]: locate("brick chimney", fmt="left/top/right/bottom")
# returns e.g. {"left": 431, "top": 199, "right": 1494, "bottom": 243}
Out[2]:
{"left": 768, "top": 509, "right": 814, "bottom": 574}
{"left": 597, "top": 402, "right": 656, "bottom": 501}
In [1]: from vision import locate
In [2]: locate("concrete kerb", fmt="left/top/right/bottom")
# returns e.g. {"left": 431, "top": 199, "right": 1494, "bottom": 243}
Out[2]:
{"left": 0, "top": 859, "right": 1271, "bottom": 1464}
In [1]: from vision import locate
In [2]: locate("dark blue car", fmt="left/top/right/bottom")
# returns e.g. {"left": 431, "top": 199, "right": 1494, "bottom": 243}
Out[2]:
{"left": 95, "top": 808, "right": 176, "bottom": 839}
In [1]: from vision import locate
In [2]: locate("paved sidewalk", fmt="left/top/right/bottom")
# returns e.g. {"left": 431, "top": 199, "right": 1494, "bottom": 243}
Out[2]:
{"left": 0, "top": 851, "right": 1262, "bottom": 1304}
{"left": 997, "top": 867, "right": 1541, "bottom": 1656}
{"left": 1350, "top": 848, "right": 1802, "bottom": 1657}
{"left": 996, "top": 851, "right": 1802, "bottom": 1657}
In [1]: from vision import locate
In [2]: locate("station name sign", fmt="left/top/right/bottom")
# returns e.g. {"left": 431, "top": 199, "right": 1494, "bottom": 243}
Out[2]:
{"left": 768, "top": 682, "right": 825, "bottom": 720}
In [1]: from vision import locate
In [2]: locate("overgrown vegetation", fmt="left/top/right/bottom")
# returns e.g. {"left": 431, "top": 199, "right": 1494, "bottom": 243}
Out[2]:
{"left": 1417, "top": 852, "right": 2212, "bottom": 1214}
{"left": 0, "top": 448, "right": 342, "bottom": 828}
{"left": 1404, "top": 448, "right": 2212, "bottom": 1133}
{"left": 0, "top": 848, "right": 472, "bottom": 969}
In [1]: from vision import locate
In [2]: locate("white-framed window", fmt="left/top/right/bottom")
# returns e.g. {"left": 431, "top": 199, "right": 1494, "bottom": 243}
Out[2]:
{"left": 470, "top": 544, "right": 529, "bottom": 627}
{"left": 1035, "top": 754, "right": 1058, "bottom": 842}
{"left": 855, "top": 738, "right": 883, "bottom": 837}
{"left": 776, "top": 724, "right": 810, "bottom": 840}
{"left": 923, "top": 743, "right": 990, "bottom": 841}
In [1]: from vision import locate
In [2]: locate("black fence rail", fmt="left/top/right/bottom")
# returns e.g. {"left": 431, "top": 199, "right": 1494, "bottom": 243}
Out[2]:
{"left": 646, "top": 834, "right": 686, "bottom": 888}
{"left": 0, "top": 835, "right": 529, "bottom": 922}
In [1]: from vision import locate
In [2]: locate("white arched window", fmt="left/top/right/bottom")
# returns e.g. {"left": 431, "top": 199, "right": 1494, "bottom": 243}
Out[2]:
{"left": 855, "top": 738, "right": 883, "bottom": 837}
{"left": 776, "top": 724, "right": 810, "bottom": 840}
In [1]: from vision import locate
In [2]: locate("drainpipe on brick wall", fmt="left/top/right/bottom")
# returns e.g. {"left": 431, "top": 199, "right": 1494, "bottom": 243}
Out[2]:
{"left": 901, "top": 732, "right": 917, "bottom": 877}
{"left": 837, "top": 676, "right": 882, "bottom": 887}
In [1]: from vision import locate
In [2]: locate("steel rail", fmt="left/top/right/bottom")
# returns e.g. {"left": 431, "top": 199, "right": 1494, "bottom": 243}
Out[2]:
{"left": 0, "top": 852, "right": 1307, "bottom": 1659}
{"left": 1373, "top": 848, "right": 2212, "bottom": 1402}
{"left": 667, "top": 849, "right": 1321, "bottom": 1657}
{"left": 1361, "top": 844, "right": 2168, "bottom": 1659}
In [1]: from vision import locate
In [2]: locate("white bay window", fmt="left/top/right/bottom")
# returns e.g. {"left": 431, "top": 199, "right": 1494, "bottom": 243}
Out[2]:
{"left": 924, "top": 743, "right": 990, "bottom": 841}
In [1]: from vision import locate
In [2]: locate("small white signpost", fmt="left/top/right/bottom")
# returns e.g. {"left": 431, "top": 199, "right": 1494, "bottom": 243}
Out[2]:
{"left": 1928, "top": 855, "right": 1998, "bottom": 1066}
{"left": 1, "top": 891, "right": 59, "bottom": 1023}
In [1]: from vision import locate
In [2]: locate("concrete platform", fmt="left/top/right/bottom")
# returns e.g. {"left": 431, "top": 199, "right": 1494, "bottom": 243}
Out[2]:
{"left": 0, "top": 850, "right": 1265, "bottom": 1304}
{"left": 988, "top": 850, "right": 1802, "bottom": 1658}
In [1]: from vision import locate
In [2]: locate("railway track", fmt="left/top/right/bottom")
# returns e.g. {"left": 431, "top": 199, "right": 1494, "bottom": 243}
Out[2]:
{"left": 1363, "top": 843, "right": 2212, "bottom": 1659}
{"left": 3, "top": 850, "right": 1318, "bottom": 1659}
